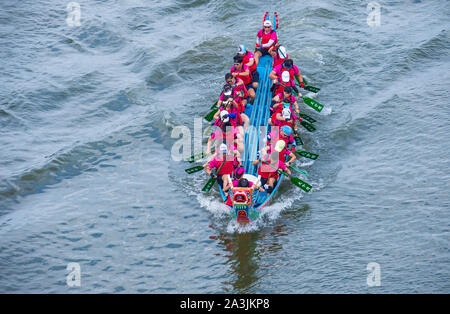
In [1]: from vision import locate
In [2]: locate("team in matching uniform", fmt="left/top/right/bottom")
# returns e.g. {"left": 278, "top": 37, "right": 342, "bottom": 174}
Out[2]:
{"left": 205, "top": 20, "right": 307, "bottom": 198}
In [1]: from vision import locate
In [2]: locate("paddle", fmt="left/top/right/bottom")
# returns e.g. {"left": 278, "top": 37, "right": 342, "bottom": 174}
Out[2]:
{"left": 295, "top": 76, "right": 320, "bottom": 93}
{"left": 298, "top": 112, "right": 316, "bottom": 124}
{"left": 300, "top": 120, "right": 316, "bottom": 132}
{"left": 185, "top": 165, "right": 204, "bottom": 174}
{"left": 301, "top": 97, "right": 324, "bottom": 112}
{"left": 202, "top": 153, "right": 229, "bottom": 192}
{"left": 262, "top": 161, "right": 312, "bottom": 192}
{"left": 295, "top": 150, "right": 319, "bottom": 160}
{"left": 280, "top": 83, "right": 324, "bottom": 113}
{"left": 205, "top": 108, "right": 218, "bottom": 122}
{"left": 288, "top": 165, "right": 310, "bottom": 177}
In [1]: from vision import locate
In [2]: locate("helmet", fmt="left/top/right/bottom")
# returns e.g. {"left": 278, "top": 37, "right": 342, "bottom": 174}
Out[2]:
{"left": 281, "top": 125, "right": 292, "bottom": 135}
{"left": 223, "top": 84, "right": 232, "bottom": 96}
{"left": 237, "top": 45, "right": 247, "bottom": 55}
{"left": 278, "top": 46, "right": 287, "bottom": 59}
{"left": 282, "top": 108, "right": 291, "bottom": 119}
{"left": 220, "top": 110, "right": 229, "bottom": 123}
{"left": 281, "top": 71, "right": 290, "bottom": 83}
{"left": 219, "top": 143, "right": 228, "bottom": 154}
{"left": 263, "top": 20, "right": 272, "bottom": 27}
{"left": 274, "top": 140, "right": 286, "bottom": 152}
{"left": 237, "top": 178, "right": 249, "bottom": 188}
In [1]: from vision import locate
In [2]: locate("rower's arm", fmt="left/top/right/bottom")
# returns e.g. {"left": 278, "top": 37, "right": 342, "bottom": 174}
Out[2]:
{"left": 296, "top": 72, "right": 304, "bottom": 84}
{"left": 286, "top": 152, "right": 296, "bottom": 166}
{"left": 294, "top": 101, "right": 300, "bottom": 113}
{"left": 206, "top": 137, "right": 213, "bottom": 155}
{"left": 269, "top": 70, "right": 278, "bottom": 80}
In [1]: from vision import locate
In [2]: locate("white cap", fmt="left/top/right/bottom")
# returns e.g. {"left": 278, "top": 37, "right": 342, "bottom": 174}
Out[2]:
{"left": 237, "top": 45, "right": 247, "bottom": 55}
{"left": 224, "top": 89, "right": 232, "bottom": 96}
{"left": 263, "top": 20, "right": 272, "bottom": 27}
{"left": 278, "top": 46, "right": 287, "bottom": 59}
{"left": 220, "top": 110, "right": 229, "bottom": 122}
{"left": 282, "top": 108, "right": 291, "bottom": 119}
{"left": 281, "top": 71, "right": 290, "bottom": 83}
{"left": 219, "top": 143, "right": 228, "bottom": 154}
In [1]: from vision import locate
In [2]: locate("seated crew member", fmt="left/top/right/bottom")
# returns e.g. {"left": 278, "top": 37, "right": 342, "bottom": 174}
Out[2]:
{"left": 254, "top": 20, "right": 278, "bottom": 65}
{"left": 267, "top": 125, "right": 296, "bottom": 152}
{"left": 206, "top": 120, "right": 244, "bottom": 156}
{"left": 261, "top": 140, "right": 296, "bottom": 165}
{"left": 205, "top": 143, "right": 240, "bottom": 196}
{"left": 272, "top": 86, "right": 300, "bottom": 116}
{"left": 273, "top": 46, "right": 288, "bottom": 68}
{"left": 225, "top": 73, "right": 248, "bottom": 108}
{"left": 269, "top": 59, "right": 305, "bottom": 94}
{"left": 252, "top": 150, "right": 291, "bottom": 194}
{"left": 213, "top": 93, "right": 249, "bottom": 135}
{"left": 237, "top": 45, "right": 259, "bottom": 91}
{"left": 230, "top": 55, "right": 255, "bottom": 104}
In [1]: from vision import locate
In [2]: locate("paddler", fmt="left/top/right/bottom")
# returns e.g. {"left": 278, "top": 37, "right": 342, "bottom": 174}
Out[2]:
{"left": 269, "top": 59, "right": 305, "bottom": 94}
{"left": 272, "top": 86, "right": 300, "bottom": 116}
{"left": 260, "top": 140, "right": 296, "bottom": 165}
{"left": 237, "top": 45, "right": 259, "bottom": 91}
{"left": 254, "top": 20, "right": 278, "bottom": 65}
{"left": 230, "top": 55, "right": 255, "bottom": 104}
{"left": 205, "top": 143, "right": 240, "bottom": 196}
{"left": 224, "top": 73, "right": 248, "bottom": 108}
{"left": 206, "top": 121, "right": 244, "bottom": 155}
{"left": 232, "top": 167, "right": 265, "bottom": 191}
{"left": 267, "top": 125, "right": 296, "bottom": 152}
{"left": 272, "top": 45, "right": 288, "bottom": 67}
{"left": 252, "top": 150, "right": 291, "bottom": 194}
{"left": 213, "top": 93, "right": 249, "bottom": 134}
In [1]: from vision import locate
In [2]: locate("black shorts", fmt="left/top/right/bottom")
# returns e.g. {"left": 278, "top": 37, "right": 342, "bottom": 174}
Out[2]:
{"left": 260, "top": 177, "right": 278, "bottom": 189}
{"left": 245, "top": 83, "right": 255, "bottom": 93}
{"left": 251, "top": 70, "right": 259, "bottom": 83}
{"left": 256, "top": 47, "right": 271, "bottom": 56}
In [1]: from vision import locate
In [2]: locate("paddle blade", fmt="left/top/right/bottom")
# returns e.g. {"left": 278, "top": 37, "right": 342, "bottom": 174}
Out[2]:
{"left": 301, "top": 120, "right": 316, "bottom": 132}
{"left": 296, "top": 150, "right": 319, "bottom": 160}
{"left": 186, "top": 152, "right": 206, "bottom": 163}
{"left": 185, "top": 165, "right": 204, "bottom": 174}
{"left": 210, "top": 100, "right": 218, "bottom": 109}
{"left": 202, "top": 177, "right": 217, "bottom": 192}
{"left": 294, "top": 135, "right": 303, "bottom": 146}
{"left": 302, "top": 97, "right": 323, "bottom": 112}
{"left": 304, "top": 85, "right": 320, "bottom": 93}
{"left": 290, "top": 177, "right": 312, "bottom": 192}
{"left": 205, "top": 109, "right": 218, "bottom": 122}
{"left": 299, "top": 113, "right": 316, "bottom": 124}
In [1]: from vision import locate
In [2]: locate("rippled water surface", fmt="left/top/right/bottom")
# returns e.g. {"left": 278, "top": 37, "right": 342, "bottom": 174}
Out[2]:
{"left": 0, "top": 0, "right": 449, "bottom": 293}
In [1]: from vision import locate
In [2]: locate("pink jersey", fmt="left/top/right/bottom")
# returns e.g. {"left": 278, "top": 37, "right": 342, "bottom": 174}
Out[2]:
{"left": 273, "top": 63, "right": 300, "bottom": 86}
{"left": 257, "top": 29, "right": 278, "bottom": 49}
{"left": 242, "top": 51, "right": 257, "bottom": 72}
{"left": 208, "top": 155, "right": 235, "bottom": 176}
{"left": 230, "top": 64, "right": 252, "bottom": 85}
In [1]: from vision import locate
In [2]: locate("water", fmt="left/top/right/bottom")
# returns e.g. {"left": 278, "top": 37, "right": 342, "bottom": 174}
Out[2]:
{"left": 0, "top": 0, "right": 449, "bottom": 293}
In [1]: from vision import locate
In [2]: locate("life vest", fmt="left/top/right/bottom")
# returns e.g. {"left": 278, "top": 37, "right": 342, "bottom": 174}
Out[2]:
{"left": 280, "top": 62, "right": 296, "bottom": 82}
{"left": 243, "top": 51, "right": 257, "bottom": 72}
{"left": 216, "top": 156, "right": 236, "bottom": 176}
{"left": 258, "top": 157, "right": 282, "bottom": 179}
{"left": 260, "top": 29, "right": 277, "bottom": 49}
{"left": 230, "top": 65, "right": 252, "bottom": 85}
